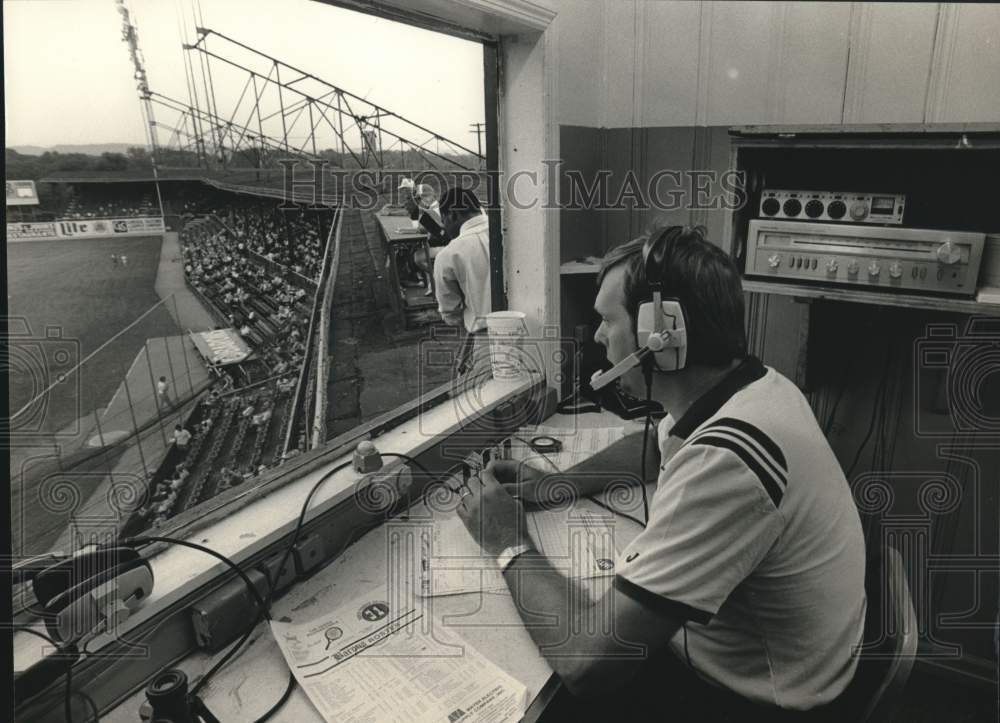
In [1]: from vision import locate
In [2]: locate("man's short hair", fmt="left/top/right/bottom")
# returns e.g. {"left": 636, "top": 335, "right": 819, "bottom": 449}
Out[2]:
{"left": 596, "top": 225, "right": 746, "bottom": 366}
{"left": 438, "top": 187, "right": 481, "bottom": 217}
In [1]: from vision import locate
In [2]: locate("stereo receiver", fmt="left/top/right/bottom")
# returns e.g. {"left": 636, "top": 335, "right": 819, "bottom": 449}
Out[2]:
{"left": 745, "top": 220, "right": 986, "bottom": 297}
{"left": 759, "top": 190, "right": 906, "bottom": 225}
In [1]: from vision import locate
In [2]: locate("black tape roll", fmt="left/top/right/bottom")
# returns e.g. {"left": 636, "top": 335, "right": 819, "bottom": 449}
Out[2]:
{"left": 529, "top": 435, "right": 563, "bottom": 454}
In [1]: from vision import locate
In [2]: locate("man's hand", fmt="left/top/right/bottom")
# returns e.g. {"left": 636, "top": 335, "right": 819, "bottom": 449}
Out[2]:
{"left": 455, "top": 463, "right": 530, "bottom": 557}
{"left": 488, "top": 459, "right": 549, "bottom": 505}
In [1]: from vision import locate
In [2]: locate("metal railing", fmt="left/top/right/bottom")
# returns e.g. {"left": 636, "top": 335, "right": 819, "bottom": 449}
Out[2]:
{"left": 310, "top": 207, "right": 344, "bottom": 448}
{"left": 282, "top": 206, "right": 342, "bottom": 456}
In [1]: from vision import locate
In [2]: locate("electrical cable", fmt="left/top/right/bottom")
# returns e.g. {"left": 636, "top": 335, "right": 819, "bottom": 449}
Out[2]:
{"left": 586, "top": 494, "right": 648, "bottom": 530}
{"left": 65, "top": 649, "right": 73, "bottom": 723}
{"left": 823, "top": 356, "right": 853, "bottom": 437}
{"left": 242, "top": 452, "right": 429, "bottom": 718}
{"left": 510, "top": 435, "right": 647, "bottom": 528}
{"left": 378, "top": 452, "right": 433, "bottom": 481}
{"left": 124, "top": 536, "right": 270, "bottom": 620}
{"left": 76, "top": 690, "right": 100, "bottom": 722}
{"left": 189, "top": 458, "right": 354, "bottom": 700}
{"left": 252, "top": 670, "right": 296, "bottom": 723}
{"left": 15, "top": 627, "right": 80, "bottom": 723}
{"left": 121, "top": 533, "right": 281, "bottom": 714}
{"left": 640, "top": 374, "right": 653, "bottom": 526}
{"left": 846, "top": 340, "right": 893, "bottom": 479}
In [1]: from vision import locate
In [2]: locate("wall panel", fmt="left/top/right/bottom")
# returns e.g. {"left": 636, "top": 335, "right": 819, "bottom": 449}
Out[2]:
{"left": 602, "top": 0, "right": 639, "bottom": 128}
{"left": 703, "top": 1, "right": 777, "bottom": 125}
{"left": 842, "top": 2, "right": 939, "bottom": 123}
{"left": 779, "top": 2, "right": 851, "bottom": 124}
{"left": 553, "top": 0, "right": 603, "bottom": 126}
{"left": 927, "top": 4, "right": 1000, "bottom": 123}
{"left": 638, "top": 1, "right": 701, "bottom": 127}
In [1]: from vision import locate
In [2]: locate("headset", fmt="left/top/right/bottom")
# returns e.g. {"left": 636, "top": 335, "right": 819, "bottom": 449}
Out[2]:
{"left": 590, "top": 228, "right": 689, "bottom": 391}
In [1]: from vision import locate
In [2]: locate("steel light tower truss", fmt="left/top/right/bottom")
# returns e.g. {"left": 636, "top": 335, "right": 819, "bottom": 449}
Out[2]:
{"left": 117, "top": 0, "right": 160, "bottom": 161}
{"left": 174, "top": 27, "right": 485, "bottom": 172}
{"left": 145, "top": 90, "right": 320, "bottom": 170}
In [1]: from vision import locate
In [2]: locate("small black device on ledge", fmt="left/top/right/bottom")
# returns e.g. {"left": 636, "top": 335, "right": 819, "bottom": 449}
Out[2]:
{"left": 139, "top": 669, "right": 221, "bottom": 723}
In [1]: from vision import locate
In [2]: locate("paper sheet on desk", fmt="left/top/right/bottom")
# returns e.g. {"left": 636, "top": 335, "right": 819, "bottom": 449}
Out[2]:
{"left": 271, "top": 586, "right": 527, "bottom": 722}
{"left": 513, "top": 424, "right": 649, "bottom": 525}
{"left": 420, "top": 506, "right": 619, "bottom": 598}
{"left": 420, "top": 514, "right": 509, "bottom": 597}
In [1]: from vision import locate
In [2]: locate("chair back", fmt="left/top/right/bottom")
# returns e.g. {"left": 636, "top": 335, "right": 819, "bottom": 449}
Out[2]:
{"left": 833, "top": 544, "right": 919, "bottom": 722}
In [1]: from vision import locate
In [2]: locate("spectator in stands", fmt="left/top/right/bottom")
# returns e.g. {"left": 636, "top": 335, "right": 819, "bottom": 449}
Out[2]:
{"left": 172, "top": 425, "right": 192, "bottom": 451}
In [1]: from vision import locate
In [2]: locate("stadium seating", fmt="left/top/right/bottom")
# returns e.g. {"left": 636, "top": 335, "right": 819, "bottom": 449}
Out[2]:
{"left": 61, "top": 185, "right": 159, "bottom": 219}
{"left": 127, "top": 198, "right": 329, "bottom": 532}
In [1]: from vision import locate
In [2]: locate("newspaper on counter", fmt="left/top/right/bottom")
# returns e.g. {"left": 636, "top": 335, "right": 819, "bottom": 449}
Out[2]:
{"left": 420, "top": 513, "right": 509, "bottom": 598}
{"left": 270, "top": 585, "right": 527, "bottom": 722}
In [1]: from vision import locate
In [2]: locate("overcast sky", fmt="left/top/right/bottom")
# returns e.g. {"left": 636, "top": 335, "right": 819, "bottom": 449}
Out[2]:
{"left": 3, "top": 0, "right": 485, "bottom": 153}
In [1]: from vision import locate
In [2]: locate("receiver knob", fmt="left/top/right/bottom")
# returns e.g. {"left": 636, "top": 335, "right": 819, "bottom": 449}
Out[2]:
{"left": 889, "top": 261, "right": 903, "bottom": 279}
{"left": 805, "top": 200, "right": 824, "bottom": 218}
{"left": 767, "top": 254, "right": 781, "bottom": 269}
{"left": 782, "top": 199, "right": 802, "bottom": 217}
{"left": 847, "top": 260, "right": 860, "bottom": 276}
{"left": 868, "top": 261, "right": 881, "bottom": 277}
{"left": 827, "top": 200, "right": 847, "bottom": 219}
{"left": 936, "top": 240, "right": 962, "bottom": 265}
{"left": 826, "top": 259, "right": 839, "bottom": 273}
{"left": 850, "top": 203, "right": 869, "bottom": 221}
{"left": 761, "top": 198, "right": 780, "bottom": 216}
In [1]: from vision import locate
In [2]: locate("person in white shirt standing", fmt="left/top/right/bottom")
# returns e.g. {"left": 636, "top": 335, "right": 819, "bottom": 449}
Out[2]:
{"left": 434, "top": 187, "right": 492, "bottom": 374}
{"left": 156, "top": 376, "right": 172, "bottom": 410}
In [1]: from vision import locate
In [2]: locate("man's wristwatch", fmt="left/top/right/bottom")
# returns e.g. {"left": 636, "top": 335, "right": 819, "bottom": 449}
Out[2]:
{"left": 496, "top": 543, "right": 533, "bottom": 573}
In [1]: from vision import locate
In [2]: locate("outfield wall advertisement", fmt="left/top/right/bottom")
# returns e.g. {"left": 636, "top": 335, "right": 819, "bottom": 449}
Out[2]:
{"left": 7, "top": 217, "right": 165, "bottom": 242}
{"left": 6, "top": 221, "right": 60, "bottom": 241}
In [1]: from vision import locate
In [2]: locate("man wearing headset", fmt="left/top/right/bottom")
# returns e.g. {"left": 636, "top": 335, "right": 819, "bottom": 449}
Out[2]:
{"left": 456, "top": 226, "right": 866, "bottom": 721}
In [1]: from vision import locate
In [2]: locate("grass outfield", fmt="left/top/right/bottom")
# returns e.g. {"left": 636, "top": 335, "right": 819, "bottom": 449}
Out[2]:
{"left": 7, "top": 235, "right": 181, "bottom": 439}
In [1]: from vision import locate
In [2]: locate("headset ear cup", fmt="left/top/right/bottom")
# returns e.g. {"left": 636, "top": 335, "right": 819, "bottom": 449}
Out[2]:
{"left": 637, "top": 299, "right": 688, "bottom": 371}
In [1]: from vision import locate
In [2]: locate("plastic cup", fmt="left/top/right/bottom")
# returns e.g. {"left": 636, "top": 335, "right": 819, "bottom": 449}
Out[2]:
{"left": 486, "top": 311, "right": 529, "bottom": 381}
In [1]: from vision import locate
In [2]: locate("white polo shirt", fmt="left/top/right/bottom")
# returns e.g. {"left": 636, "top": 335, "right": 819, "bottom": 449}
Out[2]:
{"left": 617, "top": 356, "right": 866, "bottom": 711}
{"left": 433, "top": 214, "right": 491, "bottom": 333}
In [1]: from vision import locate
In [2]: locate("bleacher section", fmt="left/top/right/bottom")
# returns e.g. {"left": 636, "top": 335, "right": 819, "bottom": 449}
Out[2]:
{"left": 61, "top": 183, "right": 159, "bottom": 219}
{"left": 123, "top": 193, "right": 332, "bottom": 533}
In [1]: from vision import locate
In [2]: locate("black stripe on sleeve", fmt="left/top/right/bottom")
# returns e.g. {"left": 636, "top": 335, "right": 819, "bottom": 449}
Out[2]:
{"left": 691, "top": 435, "right": 784, "bottom": 508}
{"left": 614, "top": 575, "right": 713, "bottom": 625}
{"left": 708, "top": 418, "right": 787, "bottom": 471}
{"left": 692, "top": 428, "right": 787, "bottom": 489}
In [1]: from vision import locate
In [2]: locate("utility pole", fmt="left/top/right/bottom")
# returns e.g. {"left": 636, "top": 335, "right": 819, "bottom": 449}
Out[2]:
{"left": 470, "top": 123, "right": 485, "bottom": 168}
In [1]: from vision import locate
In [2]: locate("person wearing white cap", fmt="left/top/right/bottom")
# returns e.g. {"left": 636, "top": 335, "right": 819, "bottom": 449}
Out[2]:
{"left": 400, "top": 179, "right": 447, "bottom": 295}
